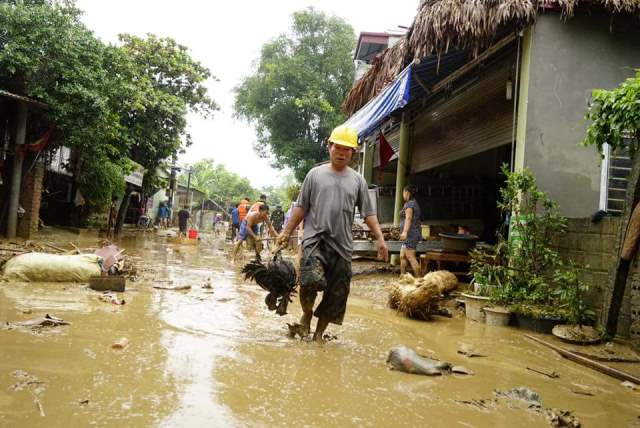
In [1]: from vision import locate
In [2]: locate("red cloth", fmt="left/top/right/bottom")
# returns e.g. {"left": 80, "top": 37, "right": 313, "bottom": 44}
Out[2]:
{"left": 379, "top": 131, "right": 394, "bottom": 170}
{"left": 25, "top": 128, "right": 52, "bottom": 152}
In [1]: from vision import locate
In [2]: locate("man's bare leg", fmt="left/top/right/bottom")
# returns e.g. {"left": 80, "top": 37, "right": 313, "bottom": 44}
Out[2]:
{"left": 232, "top": 240, "right": 243, "bottom": 261}
{"left": 299, "top": 288, "right": 316, "bottom": 337}
{"left": 312, "top": 317, "right": 330, "bottom": 342}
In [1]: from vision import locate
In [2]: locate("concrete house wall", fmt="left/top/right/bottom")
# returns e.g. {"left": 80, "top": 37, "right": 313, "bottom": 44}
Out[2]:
{"left": 519, "top": 13, "right": 640, "bottom": 218}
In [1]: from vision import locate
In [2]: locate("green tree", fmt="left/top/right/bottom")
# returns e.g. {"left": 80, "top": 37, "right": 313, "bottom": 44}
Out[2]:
{"left": 0, "top": 1, "right": 218, "bottom": 229}
{"left": 259, "top": 172, "right": 299, "bottom": 211}
{"left": 583, "top": 69, "right": 640, "bottom": 156}
{"left": 178, "top": 159, "right": 257, "bottom": 208}
{"left": 234, "top": 8, "right": 356, "bottom": 181}
{"left": 111, "top": 34, "right": 218, "bottom": 231}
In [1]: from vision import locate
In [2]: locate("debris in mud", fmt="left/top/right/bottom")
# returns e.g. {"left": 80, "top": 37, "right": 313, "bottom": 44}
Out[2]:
{"left": 458, "top": 387, "right": 581, "bottom": 427}
{"left": 5, "top": 314, "right": 70, "bottom": 331}
{"left": 451, "top": 365, "right": 474, "bottom": 375}
{"left": 351, "top": 264, "right": 398, "bottom": 277}
{"left": 545, "top": 408, "right": 581, "bottom": 427}
{"left": 287, "top": 322, "right": 309, "bottom": 339}
{"left": 552, "top": 324, "right": 601, "bottom": 345}
{"left": 89, "top": 275, "right": 126, "bottom": 292}
{"left": 111, "top": 337, "right": 129, "bottom": 350}
{"left": 387, "top": 271, "right": 458, "bottom": 320}
{"left": 457, "top": 343, "right": 487, "bottom": 358}
{"left": 455, "top": 398, "right": 496, "bottom": 411}
{"left": 386, "top": 345, "right": 454, "bottom": 376}
{"left": 242, "top": 251, "right": 297, "bottom": 316}
{"left": 322, "top": 333, "right": 338, "bottom": 342}
{"left": 98, "top": 291, "right": 125, "bottom": 305}
{"left": 3, "top": 252, "right": 102, "bottom": 282}
{"left": 153, "top": 284, "right": 191, "bottom": 291}
{"left": 78, "top": 399, "right": 90, "bottom": 406}
{"left": 527, "top": 367, "right": 560, "bottom": 379}
{"left": 10, "top": 370, "right": 46, "bottom": 416}
{"left": 622, "top": 381, "right": 638, "bottom": 391}
{"left": 203, "top": 277, "right": 213, "bottom": 289}
{"left": 569, "top": 388, "right": 594, "bottom": 396}
{"left": 494, "top": 386, "right": 542, "bottom": 408}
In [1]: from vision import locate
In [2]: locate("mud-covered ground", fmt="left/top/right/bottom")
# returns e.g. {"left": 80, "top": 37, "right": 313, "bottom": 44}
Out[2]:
{"left": 1, "top": 228, "right": 639, "bottom": 427}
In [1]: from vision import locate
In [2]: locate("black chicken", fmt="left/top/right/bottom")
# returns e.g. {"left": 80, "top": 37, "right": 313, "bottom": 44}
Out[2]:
{"left": 241, "top": 250, "right": 297, "bottom": 316}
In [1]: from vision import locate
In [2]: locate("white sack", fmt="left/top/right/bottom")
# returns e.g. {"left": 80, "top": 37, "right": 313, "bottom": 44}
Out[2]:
{"left": 3, "top": 253, "right": 102, "bottom": 282}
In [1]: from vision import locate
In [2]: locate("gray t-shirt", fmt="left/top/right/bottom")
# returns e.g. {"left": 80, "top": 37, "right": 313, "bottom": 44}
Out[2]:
{"left": 296, "top": 164, "right": 376, "bottom": 261}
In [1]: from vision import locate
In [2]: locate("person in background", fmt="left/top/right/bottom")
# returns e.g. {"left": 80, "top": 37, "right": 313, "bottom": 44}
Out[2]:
{"left": 107, "top": 196, "right": 118, "bottom": 238}
{"left": 250, "top": 194, "right": 267, "bottom": 213}
{"left": 232, "top": 204, "right": 277, "bottom": 261}
{"left": 231, "top": 203, "right": 240, "bottom": 241}
{"left": 213, "top": 213, "right": 223, "bottom": 237}
{"left": 270, "top": 205, "right": 285, "bottom": 234}
{"left": 158, "top": 202, "right": 170, "bottom": 228}
{"left": 177, "top": 205, "right": 194, "bottom": 237}
{"left": 238, "top": 197, "right": 250, "bottom": 225}
{"left": 250, "top": 194, "right": 268, "bottom": 236}
{"left": 399, "top": 184, "right": 422, "bottom": 276}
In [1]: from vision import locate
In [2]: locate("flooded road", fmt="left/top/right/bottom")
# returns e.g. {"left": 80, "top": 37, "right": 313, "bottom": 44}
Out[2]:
{"left": 1, "top": 230, "right": 639, "bottom": 427}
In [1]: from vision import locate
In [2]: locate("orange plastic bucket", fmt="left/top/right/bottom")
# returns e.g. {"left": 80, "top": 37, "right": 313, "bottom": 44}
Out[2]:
{"left": 188, "top": 229, "right": 198, "bottom": 239}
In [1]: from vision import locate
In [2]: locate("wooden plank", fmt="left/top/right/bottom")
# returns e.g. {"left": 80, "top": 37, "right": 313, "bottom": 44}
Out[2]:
{"left": 525, "top": 334, "right": 640, "bottom": 385}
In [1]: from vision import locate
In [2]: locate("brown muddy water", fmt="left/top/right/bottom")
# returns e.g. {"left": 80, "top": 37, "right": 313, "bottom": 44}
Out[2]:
{"left": 1, "top": 230, "right": 639, "bottom": 427}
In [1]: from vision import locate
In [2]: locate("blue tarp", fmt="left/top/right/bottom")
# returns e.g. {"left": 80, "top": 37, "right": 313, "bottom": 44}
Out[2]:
{"left": 342, "top": 64, "right": 412, "bottom": 138}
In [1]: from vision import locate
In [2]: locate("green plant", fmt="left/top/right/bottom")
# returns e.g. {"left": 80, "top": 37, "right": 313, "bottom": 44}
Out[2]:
{"left": 553, "top": 263, "right": 596, "bottom": 325}
{"left": 469, "top": 165, "right": 594, "bottom": 322}
{"left": 583, "top": 69, "right": 640, "bottom": 157}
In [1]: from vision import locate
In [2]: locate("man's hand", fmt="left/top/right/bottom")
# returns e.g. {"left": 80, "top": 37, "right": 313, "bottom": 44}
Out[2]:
{"left": 399, "top": 232, "right": 407, "bottom": 241}
{"left": 377, "top": 239, "right": 389, "bottom": 262}
{"left": 276, "top": 232, "right": 290, "bottom": 249}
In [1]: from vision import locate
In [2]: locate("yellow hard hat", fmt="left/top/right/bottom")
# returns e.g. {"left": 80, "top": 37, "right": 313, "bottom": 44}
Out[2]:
{"left": 328, "top": 125, "right": 358, "bottom": 149}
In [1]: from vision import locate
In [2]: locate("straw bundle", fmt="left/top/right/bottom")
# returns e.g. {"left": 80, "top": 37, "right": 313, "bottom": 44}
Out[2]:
{"left": 423, "top": 270, "right": 458, "bottom": 294}
{"left": 388, "top": 270, "right": 457, "bottom": 319}
{"left": 397, "top": 281, "right": 440, "bottom": 320}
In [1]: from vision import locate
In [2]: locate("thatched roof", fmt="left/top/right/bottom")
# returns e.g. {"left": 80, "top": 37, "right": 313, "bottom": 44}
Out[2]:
{"left": 342, "top": 0, "right": 640, "bottom": 115}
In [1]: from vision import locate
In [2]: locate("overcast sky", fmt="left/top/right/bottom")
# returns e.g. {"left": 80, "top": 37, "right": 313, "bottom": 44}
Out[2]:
{"left": 75, "top": 0, "right": 418, "bottom": 187}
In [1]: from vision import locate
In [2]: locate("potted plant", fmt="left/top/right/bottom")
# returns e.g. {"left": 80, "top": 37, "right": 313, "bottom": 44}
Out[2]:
{"left": 465, "top": 166, "right": 596, "bottom": 333}
{"left": 464, "top": 247, "right": 504, "bottom": 322}
{"left": 550, "top": 263, "right": 599, "bottom": 342}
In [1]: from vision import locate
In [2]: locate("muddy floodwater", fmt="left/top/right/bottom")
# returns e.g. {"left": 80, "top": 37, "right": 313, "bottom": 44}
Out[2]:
{"left": 1, "top": 230, "right": 639, "bottom": 427}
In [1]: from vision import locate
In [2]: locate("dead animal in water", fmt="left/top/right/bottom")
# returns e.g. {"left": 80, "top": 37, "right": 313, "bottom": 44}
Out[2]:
{"left": 242, "top": 250, "right": 296, "bottom": 316}
{"left": 10, "top": 314, "right": 70, "bottom": 329}
{"left": 387, "top": 345, "right": 452, "bottom": 376}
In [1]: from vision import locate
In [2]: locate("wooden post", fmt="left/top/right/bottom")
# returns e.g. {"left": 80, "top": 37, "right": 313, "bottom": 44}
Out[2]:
{"left": 393, "top": 113, "right": 410, "bottom": 226}
{"left": 391, "top": 113, "right": 410, "bottom": 265}
{"left": 7, "top": 101, "right": 27, "bottom": 238}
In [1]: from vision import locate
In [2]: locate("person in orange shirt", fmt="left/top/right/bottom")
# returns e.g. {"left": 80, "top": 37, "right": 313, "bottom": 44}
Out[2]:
{"left": 237, "top": 197, "right": 250, "bottom": 225}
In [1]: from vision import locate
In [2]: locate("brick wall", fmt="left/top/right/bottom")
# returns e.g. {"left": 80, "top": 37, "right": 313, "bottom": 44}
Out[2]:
{"left": 553, "top": 217, "right": 621, "bottom": 322}
{"left": 17, "top": 160, "right": 44, "bottom": 239}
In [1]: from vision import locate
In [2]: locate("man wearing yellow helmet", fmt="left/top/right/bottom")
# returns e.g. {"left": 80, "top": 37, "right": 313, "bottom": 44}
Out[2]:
{"left": 276, "top": 125, "right": 389, "bottom": 342}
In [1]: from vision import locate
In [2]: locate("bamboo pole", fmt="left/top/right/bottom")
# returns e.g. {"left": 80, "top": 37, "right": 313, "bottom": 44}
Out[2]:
{"left": 525, "top": 334, "right": 640, "bottom": 384}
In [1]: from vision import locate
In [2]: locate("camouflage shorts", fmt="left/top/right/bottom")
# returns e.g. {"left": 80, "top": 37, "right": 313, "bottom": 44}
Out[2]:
{"left": 299, "top": 240, "right": 352, "bottom": 325}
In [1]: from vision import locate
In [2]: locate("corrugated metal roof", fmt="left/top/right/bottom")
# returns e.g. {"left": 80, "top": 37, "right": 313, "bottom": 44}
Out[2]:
{"left": 0, "top": 89, "right": 48, "bottom": 109}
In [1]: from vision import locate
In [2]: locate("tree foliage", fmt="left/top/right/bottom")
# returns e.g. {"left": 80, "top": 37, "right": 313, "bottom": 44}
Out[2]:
{"left": 0, "top": 0, "right": 218, "bottom": 217}
{"left": 584, "top": 69, "right": 640, "bottom": 157}
{"left": 178, "top": 159, "right": 257, "bottom": 206}
{"left": 234, "top": 8, "right": 356, "bottom": 181}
